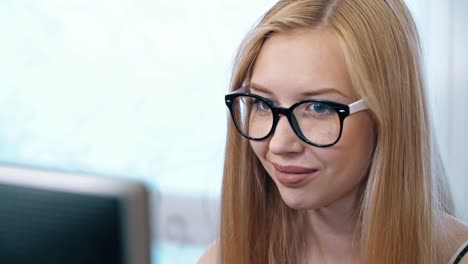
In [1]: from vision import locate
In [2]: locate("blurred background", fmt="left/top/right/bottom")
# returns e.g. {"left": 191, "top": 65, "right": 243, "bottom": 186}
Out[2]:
{"left": 0, "top": 0, "right": 466, "bottom": 263}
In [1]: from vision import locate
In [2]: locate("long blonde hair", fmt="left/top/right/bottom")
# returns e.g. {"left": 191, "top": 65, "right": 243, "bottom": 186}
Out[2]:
{"left": 220, "top": 0, "right": 454, "bottom": 263}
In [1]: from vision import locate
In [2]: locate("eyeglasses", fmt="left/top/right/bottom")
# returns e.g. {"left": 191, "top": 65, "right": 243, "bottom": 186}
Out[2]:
{"left": 225, "top": 86, "right": 368, "bottom": 147}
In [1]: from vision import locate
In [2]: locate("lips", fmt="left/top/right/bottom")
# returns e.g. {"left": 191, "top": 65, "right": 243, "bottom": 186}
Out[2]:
{"left": 272, "top": 163, "right": 318, "bottom": 187}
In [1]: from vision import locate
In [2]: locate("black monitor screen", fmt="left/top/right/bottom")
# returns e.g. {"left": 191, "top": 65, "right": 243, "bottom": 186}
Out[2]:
{"left": 0, "top": 182, "right": 125, "bottom": 264}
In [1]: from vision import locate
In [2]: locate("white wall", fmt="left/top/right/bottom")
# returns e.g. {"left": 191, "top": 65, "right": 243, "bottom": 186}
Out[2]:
{"left": 408, "top": 0, "right": 468, "bottom": 220}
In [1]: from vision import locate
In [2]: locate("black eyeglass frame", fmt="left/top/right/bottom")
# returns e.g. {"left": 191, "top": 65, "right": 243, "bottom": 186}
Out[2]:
{"left": 225, "top": 86, "right": 368, "bottom": 147}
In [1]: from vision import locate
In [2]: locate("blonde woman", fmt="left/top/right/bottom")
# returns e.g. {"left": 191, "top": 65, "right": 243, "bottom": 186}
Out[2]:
{"left": 199, "top": 0, "right": 468, "bottom": 263}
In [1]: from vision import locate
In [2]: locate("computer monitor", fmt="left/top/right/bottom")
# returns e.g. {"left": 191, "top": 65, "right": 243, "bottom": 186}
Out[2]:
{"left": 0, "top": 164, "right": 151, "bottom": 264}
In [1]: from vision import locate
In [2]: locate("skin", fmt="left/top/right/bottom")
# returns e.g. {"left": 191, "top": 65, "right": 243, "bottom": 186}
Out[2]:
{"left": 249, "top": 27, "right": 376, "bottom": 263}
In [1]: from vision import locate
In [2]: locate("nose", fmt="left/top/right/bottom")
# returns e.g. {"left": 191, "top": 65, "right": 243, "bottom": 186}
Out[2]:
{"left": 268, "top": 115, "right": 304, "bottom": 155}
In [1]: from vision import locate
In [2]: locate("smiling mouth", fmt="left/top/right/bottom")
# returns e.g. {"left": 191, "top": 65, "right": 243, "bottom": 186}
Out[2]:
{"left": 272, "top": 163, "right": 319, "bottom": 187}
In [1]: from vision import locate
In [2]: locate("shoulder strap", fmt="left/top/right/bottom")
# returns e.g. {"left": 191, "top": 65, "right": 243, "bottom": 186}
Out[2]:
{"left": 453, "top": 242, "right": 468, "bottom": 264}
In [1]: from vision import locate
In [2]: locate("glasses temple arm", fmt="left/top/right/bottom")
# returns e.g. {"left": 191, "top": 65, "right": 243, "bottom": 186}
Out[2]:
{"left": 349, "top": 99, "right": 368, "bottom": 114}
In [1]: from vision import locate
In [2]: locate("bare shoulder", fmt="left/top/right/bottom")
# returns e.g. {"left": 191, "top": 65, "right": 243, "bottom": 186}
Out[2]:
{"left": 440, "top": 214, "right": 468, "bottom": 262}
{"left": 460, "top": 257, "right": 468, "bottom": 264}
{"left": 446, "top": 214, "right": 468, "bottom": 239}
{"left": 457, "top": 243, "right": 468, "bottom": 264}
{"left": 197, "top": 241, "right": 219, "bottom": 264}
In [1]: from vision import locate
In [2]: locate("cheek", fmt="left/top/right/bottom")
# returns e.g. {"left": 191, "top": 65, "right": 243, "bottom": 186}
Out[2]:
{"left": 315, "top": 115, "right": 375, "bottom": 180}
{"left": 249, "top": 141, "right": 273, "bottom": 174}
{"left": 250, "top": 141, "right": 265, "bottom": 158}
{"left": 336, "top": 114, "right": 376, "bottom": 176}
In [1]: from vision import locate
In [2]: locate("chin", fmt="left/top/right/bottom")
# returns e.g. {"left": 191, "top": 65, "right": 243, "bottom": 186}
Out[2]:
{"left": 280, "top": 190, "right": 329, "bottom": 210}
{"left": 279, "top": 192, "right": 324, "bottom": 210}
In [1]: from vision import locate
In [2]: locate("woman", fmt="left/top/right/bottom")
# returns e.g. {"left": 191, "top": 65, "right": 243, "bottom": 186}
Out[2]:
{"left": 199, "top": 0, "right": 468, "bottom": 263}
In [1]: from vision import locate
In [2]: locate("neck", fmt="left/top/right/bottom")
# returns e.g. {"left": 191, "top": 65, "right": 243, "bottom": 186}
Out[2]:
{"left": 306, "top": 187, "right": 362, "bottom": 263}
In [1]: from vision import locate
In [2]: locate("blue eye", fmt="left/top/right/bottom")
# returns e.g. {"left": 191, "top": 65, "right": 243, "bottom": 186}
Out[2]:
{"left": 307, "top": 102, "right": 334, "bottom": 116}
{"left": 252, "top": 98, "right": 271, "bottom": 111}
{"left": 313, "top": 103, "right": 328, "bottom": 113}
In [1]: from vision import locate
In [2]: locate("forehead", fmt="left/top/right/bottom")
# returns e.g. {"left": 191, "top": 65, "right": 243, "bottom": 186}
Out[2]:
{"left": 250, "top": 28, "right": 354, "bottom": 102}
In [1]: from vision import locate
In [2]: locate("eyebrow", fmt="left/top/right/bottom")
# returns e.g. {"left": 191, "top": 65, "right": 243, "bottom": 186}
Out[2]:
{"left": 249, "top": 82, "right": 350, "bottom": 99}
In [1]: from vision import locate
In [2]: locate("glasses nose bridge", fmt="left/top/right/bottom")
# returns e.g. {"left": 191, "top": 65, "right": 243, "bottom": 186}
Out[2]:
{"left": 276, "top": 106, "right": 292, "bottom": 117}
{"left": 273, "top": 106, "right": 296, "bottom": 132}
